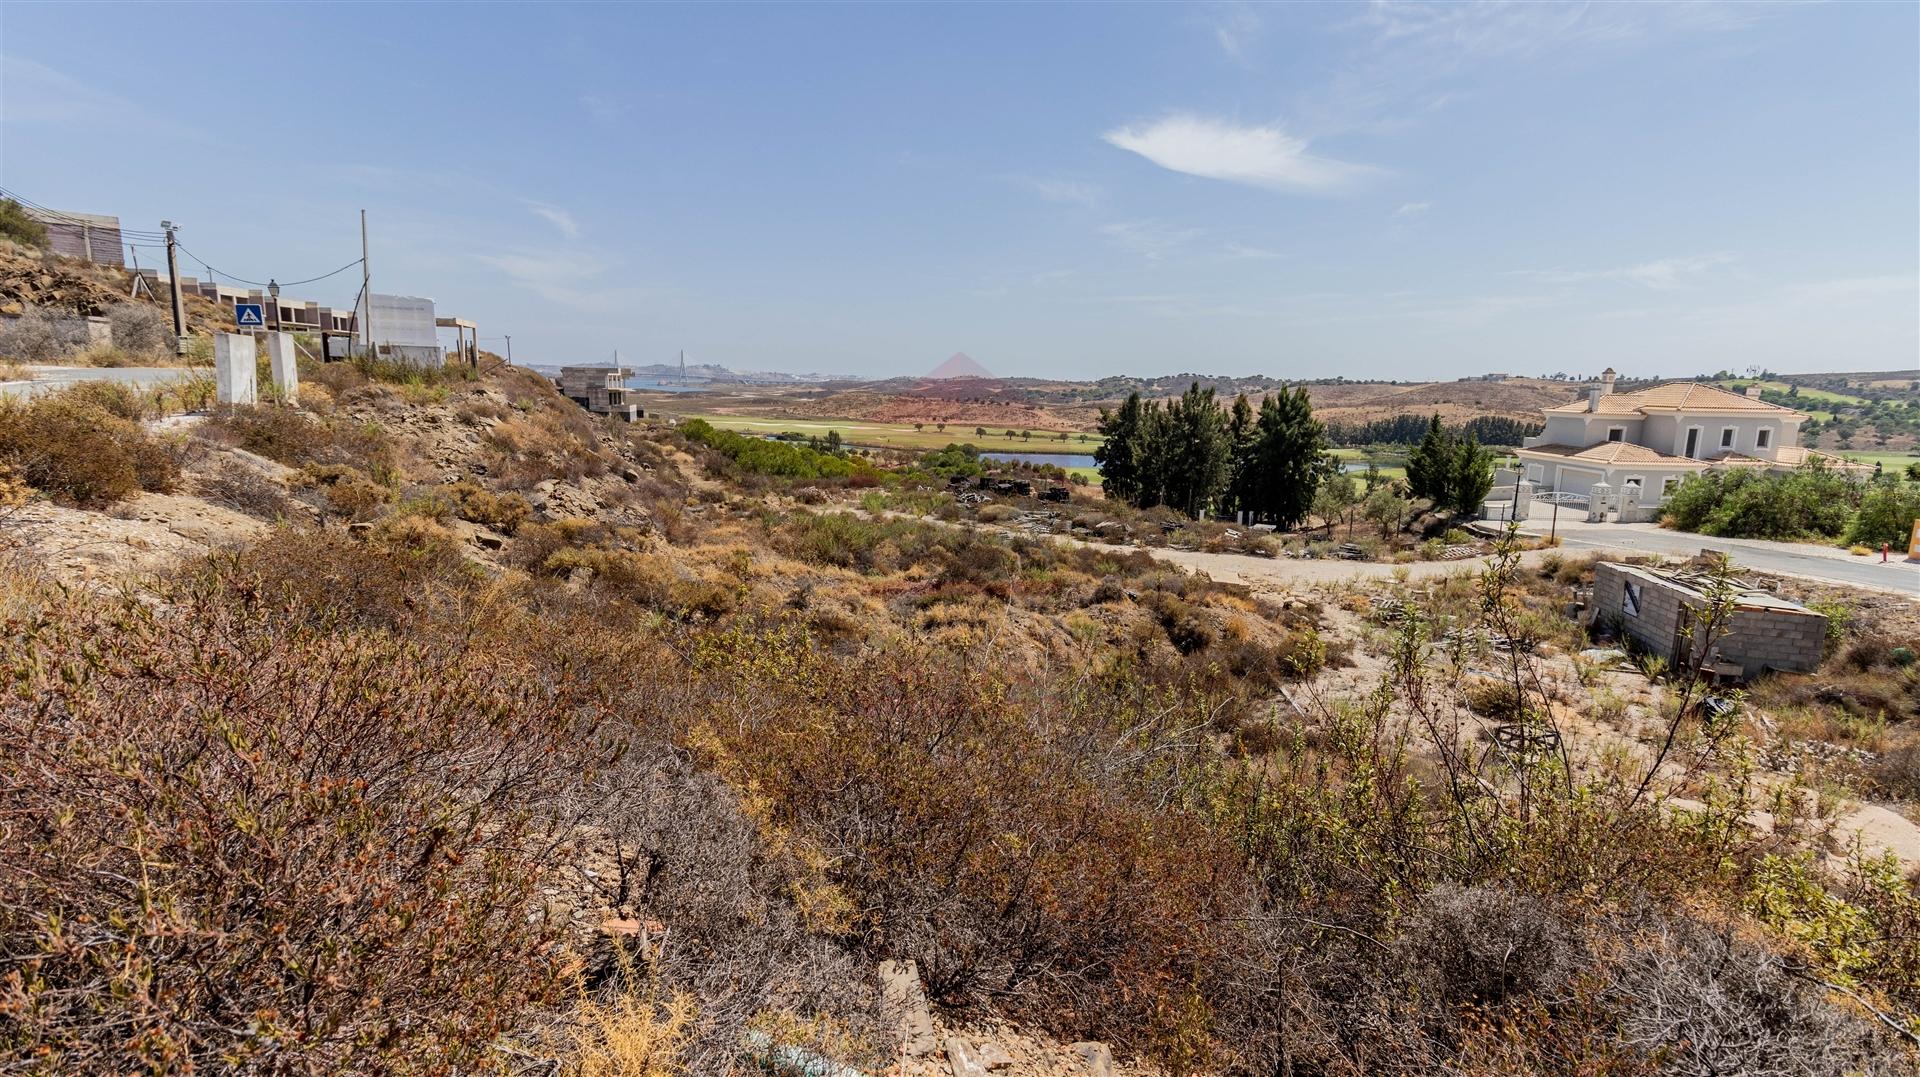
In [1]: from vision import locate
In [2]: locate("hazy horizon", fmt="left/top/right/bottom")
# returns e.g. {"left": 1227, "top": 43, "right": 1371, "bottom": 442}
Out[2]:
{"left": 4, "top": 2, "right": 1915, "bottom": 380}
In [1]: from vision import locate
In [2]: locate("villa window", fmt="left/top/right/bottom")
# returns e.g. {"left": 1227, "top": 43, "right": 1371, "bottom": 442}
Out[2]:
{"left": 1720, "top": 428, "right": 1735, "bottom": 449}
{"left": 1606, "top": 427, "right": 1624, "bottom": 442}
{"left": 1756, "top": 429, "right": 1772, "bottom": 449}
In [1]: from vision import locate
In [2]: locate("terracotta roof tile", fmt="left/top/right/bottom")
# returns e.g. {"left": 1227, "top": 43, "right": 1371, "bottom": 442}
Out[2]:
{"left": 1518, "top": 442, "right": 1705, "bottom": 466}
{"left": 1544, "top": 382, "right": 1800, "bottom": 417}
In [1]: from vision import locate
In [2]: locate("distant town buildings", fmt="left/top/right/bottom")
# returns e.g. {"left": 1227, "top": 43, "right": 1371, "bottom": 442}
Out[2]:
{"left": 23, "top": 206, "right": 124, "bottom": 266}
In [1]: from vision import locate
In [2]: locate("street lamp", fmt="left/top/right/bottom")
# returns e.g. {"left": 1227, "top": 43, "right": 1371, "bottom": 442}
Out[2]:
{"left": 267, "top": 278, "right": 281, "bottom": 332}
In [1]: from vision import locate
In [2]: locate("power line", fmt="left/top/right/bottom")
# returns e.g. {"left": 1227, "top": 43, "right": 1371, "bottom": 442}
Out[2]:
{"left": 0, "top": 186, "right": 169, "bottom": 239}
{"left": 173, "top": 243, "right": 363, "bottom": 289}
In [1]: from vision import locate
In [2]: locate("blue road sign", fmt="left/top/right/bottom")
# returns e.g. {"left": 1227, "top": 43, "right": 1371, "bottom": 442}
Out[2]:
{"left": 235, "top": 303, "right": 264, "bottom": 328}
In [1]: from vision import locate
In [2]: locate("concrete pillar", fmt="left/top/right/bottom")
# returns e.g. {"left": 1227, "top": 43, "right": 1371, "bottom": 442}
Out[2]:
{"left": 1619, "top": 483, "right": 1641, "bottom": 523}
{"left": 1588, "top": 481, "right": 1613, "bottom": 523}
{"left": 1513, "top": 479, "right": 1533, "bottom": 522}
{"left": 266, "top": 331, "right": 298, "bottom": 404}
{"left": 212, "top": 333, "right": 258, "bottom": 405}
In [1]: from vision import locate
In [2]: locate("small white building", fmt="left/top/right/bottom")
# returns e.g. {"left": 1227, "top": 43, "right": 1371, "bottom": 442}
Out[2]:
{"left": 1515, "top": 369, "right": 1870, "bottom": 518}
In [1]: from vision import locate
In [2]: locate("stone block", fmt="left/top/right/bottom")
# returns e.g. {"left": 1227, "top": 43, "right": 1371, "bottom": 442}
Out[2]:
{"left": 879, "top": 959, "right": 938, "bottom": 1057}
{"left": 945, "top": 1037, "right": 987, "bottom": 1077}
{"left": 213, "top": 333, "right": 257, "bottom": 405}
{"left": 267, "top": 331, "right": 298, "bottom": 403}
{"left": 1071, "top": 1042, "right": 1113, "bottom": 1077}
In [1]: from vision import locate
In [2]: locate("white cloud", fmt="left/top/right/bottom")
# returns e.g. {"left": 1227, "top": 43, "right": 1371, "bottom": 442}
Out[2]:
{"left": 1224, "top": 242, "right": 1284, "bottom": 260}
{"left": 1394, "top": 201, "right": 1432, "bottom": 217}
{"left": 1099, "top": 220, "right": 1205, "bottom": 260}
{"left": 525, "top": 202, "right": 580, "bottom": 240}
{"left": 1102, "top": 114, "right": 1378, "bottom": 193}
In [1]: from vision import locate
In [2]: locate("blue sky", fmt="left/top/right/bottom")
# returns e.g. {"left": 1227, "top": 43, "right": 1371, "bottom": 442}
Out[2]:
{"left": 2, "top": 2, "right": 1915, "bottom": 380}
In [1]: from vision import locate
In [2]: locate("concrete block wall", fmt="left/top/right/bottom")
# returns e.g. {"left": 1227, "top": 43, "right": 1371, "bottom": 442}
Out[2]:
{"left": 1719, "top": 608, "right": 1826, "bottom": 676}
{"left": 1591, "top": 562, "right": 1827, "bottom": 678}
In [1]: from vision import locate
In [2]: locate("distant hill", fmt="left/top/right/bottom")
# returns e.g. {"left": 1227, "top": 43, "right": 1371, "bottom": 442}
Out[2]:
{"left": 925, "top": 352, "right": 996, "bottom": 380}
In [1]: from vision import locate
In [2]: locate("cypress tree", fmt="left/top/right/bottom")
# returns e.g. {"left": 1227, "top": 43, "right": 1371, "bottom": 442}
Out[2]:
{"left": 1161, "top": 382, "right": 1230, "bottom": 518}
{"left": 1447, "top": 434, "right": 1495, "bottom": 515}
{"left": 1094, "top": 392, "right": 1146, "bottom": 504}
{"left": 1224, "top": 392, "right": 1258, "bottom": 515}
{"left": 1404, "top": 414, "right": 1449, "bottom": 503}
{"left": 1248, "top": 384, "right": 1331, "bottom": 529}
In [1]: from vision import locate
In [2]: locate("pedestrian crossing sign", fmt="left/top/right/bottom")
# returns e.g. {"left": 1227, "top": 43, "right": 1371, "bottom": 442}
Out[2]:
{"left": 235, "top": 303, "right": 264, "bottom": 328}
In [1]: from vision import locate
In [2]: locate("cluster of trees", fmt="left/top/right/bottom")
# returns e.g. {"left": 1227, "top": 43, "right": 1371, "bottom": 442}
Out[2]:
{"left": 1095, "top": 383, "right": 1331, "bottom": 526}
{"left": 1403, "top": 415, "right": 1497, "bottom": 515}
{"left": 681, "top": 419, "right": 868, "bottom": 480}
{"left": 1327, "top": 414, "right": 1541, "bottom": 449}
{"left": 1663, "top": 463, "right": 1920, "bottom": 546}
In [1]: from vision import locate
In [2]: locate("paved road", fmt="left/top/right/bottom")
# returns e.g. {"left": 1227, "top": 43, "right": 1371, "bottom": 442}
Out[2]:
{"left": 1528, "top": 520, "right": 1918, "bottom": 594}
{"left": 0, "top": 365, "right": 203, "bottom": 399}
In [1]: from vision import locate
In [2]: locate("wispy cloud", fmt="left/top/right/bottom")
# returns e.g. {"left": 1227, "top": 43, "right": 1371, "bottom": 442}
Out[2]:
{"left": 1014, "top": 175, "right": 1103, "bottom": 208}
{"left": 1357, "top": 1, "right": 1776, "bottom": 63}
{"left": 1209, "top": 3, "right": 1263, "bottom": 62}
{"left": 1, "top": 55, "right": 208, "bottom": 140}
{"left": 1099, "top": 219, "right": 1205, "bottom": 260}
{"left": 1224, "top": 242, "right": 1284, "bottom": 260}
{"left": 525, "top": 201, "right": 580, "bottom": 240}
{"left": 475, "top": 250, "right": 607, "bottom": 289}
{"left": 1516, "top": 253, "right": 1735, "bottom": 290}
{"left": 1102, "top": 114, "right": 1378, "bottom": 193}
{"left": 1394, "top": 201, "right": 1432, "bottom": 217}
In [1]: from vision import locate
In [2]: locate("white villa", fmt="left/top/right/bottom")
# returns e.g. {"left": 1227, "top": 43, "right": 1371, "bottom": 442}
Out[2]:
{"left": 1514, "top": 369, "right": 1870, "bottom": 517}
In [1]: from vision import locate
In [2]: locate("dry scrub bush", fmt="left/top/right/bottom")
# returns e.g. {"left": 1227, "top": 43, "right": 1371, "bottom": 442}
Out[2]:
{"left": 192, "top": 456, "right": 293, "bottom": 520}
{"left": 484, "top": 405, "right": 611, "bottom": 489}
{"left": 0, "top": 565, "right": 620, "bottom": 1073}
{"left": 0, "top": 307, "right": 86, "bottom": 361}
{"left": 449, "top": 478, "right": 534, "bottom": 534}
{"left": 0, "top": 390, "right": 180, "bottom": 506}
{"left": 293, "top": 462, "right": 392, "bottom": 521}
{"left": 107, "top": 302, "right": 172, "bottom": 357}
{"left": 200, "top": 404, "right": 398, "bottom": 478}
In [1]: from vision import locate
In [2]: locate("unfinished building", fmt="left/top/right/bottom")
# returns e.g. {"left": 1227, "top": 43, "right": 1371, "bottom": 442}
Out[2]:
{"left": 556, "top": 365, "right": 644, "bottom": 422}
{"left": 1589, "top": 561, "right": 1827, "bottom": 679}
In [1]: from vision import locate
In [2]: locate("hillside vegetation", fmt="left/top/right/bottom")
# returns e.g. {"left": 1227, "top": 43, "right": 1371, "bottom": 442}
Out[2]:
{"left": 2, "top": 354, "right": 1917, "bottom": 1075}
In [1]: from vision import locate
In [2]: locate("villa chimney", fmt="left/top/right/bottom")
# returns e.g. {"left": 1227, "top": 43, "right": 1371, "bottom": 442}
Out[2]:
{"left": 1745, "top": 384, "right": 1763, "bottom": 399}
{"left": 1600, "top": 367, "right": 1617, "bottom": 395}
{"left": 1588, "top": 386, "right": 1602, "bottom": 412}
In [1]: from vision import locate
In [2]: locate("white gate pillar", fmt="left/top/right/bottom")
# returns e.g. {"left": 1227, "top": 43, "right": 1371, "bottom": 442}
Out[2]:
{"left": 266, "top": 332, "right": 298, "bottom": 404}
{"left": 213, "top": 333, "right": 257, "bottom": 405}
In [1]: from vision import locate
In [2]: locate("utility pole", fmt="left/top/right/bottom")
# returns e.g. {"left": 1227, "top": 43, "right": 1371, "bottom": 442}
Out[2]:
{"left": 359, "top": 209, "right": 372, "bottom": 350}
{"left": 503, "top": 335, "right": 512, "bottom": 364}
{"left": 162, "top": 220, "right": 187, "bottom": 355}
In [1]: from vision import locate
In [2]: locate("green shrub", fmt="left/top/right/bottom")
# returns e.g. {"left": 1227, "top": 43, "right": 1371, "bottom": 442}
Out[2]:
{"left": 1845, "top": 482, "right": 1920, "bottom": 548}
{"left": 680, "top": 418, "right": 871, "bottom": 481}
{"left": 1662, "top": 465, "right": 1859, "bottom": 540}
